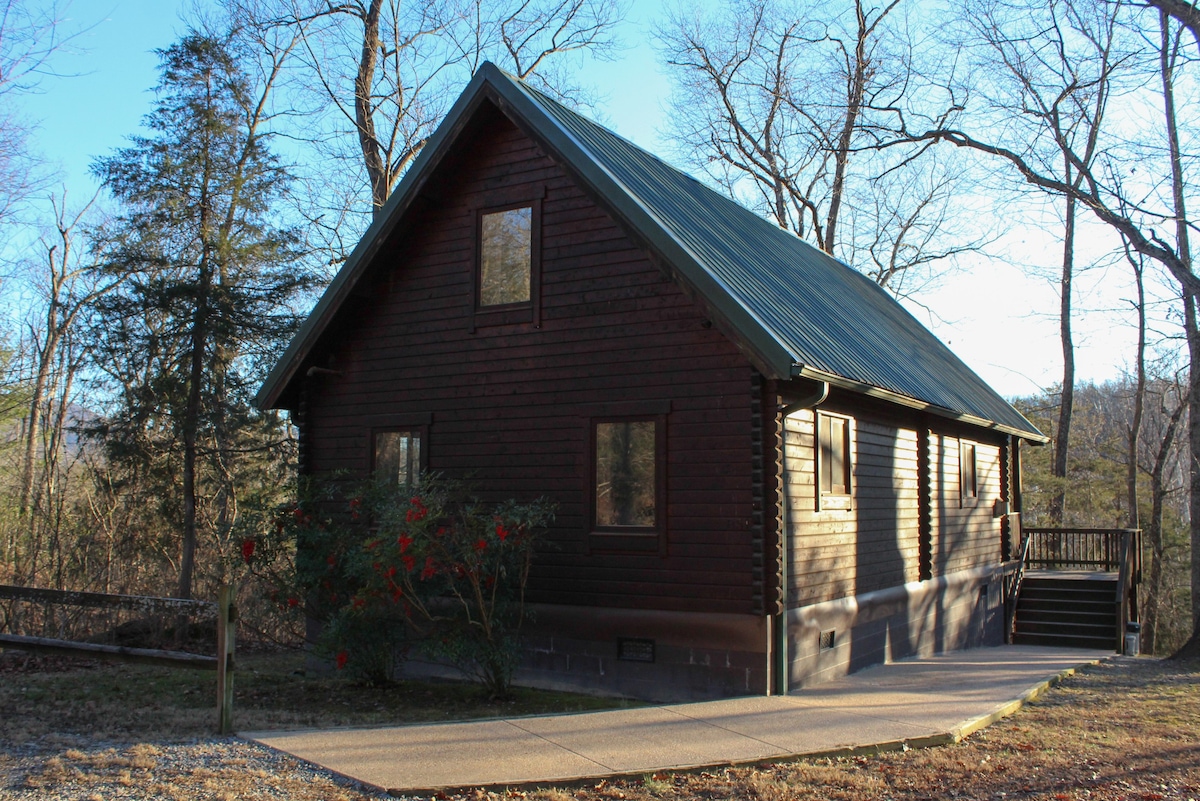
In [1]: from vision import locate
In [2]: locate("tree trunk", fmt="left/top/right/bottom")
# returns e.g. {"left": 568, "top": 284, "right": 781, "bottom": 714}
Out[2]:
{"left": 1156, "top": 8, "right": 1200, "bottom": 656}
{"left": 1048, "top": 188, "right": 1077, "bottom": 526}
{"left": 178, "top": 258, "right": 210, "bottom": 601}
{"left": 1182, "top": 294, "right": 1200, "bottom": 656}
{"left": 1127, "top": 252, "right": 1146, "bottom": 528}
{"left": 1144, "top": 387, "right": 1185, "bottom": 654}
{"left": 354, "top": 0, "right": 388, "bottom": 218}
{"left": 19, "top": 297, "right": 61, "bottom": 523}
{"left": 823, "top": 0, "right": 882, "bottom": 255}
{"left": 1127, "top": 249, "right": 1149, "bottom": 646}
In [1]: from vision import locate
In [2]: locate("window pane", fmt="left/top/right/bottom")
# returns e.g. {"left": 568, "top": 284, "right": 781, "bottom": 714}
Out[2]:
{"left": 962, "top": 443, "right": 977, "bottom": 498}
{"left": 595, "top": 421, "right": 656, "bottom": 527}
{"left": 829, "top": 416, "right": 847, "bottom": 495}
{"left": 375, "top": 430, "right": 419, "bottom": 485}
{"left": 819, "top": 416, "right": 832, "bottom": 494}
{"left": 819, "top": 414, "right": 848, "bottom": 497}
{"left": 480, "top": 207, "right": 531, "bottom": 306}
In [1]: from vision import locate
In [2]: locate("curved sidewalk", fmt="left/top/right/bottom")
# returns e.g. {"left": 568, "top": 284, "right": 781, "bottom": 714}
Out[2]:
{"left": 244, "top": 645, "right": 1110, "bottom": 795}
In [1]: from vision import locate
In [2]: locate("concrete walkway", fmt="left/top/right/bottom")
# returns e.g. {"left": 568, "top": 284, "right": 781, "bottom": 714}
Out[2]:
{"left": 244, "top": 645, "right": 1109, "bottom": 795}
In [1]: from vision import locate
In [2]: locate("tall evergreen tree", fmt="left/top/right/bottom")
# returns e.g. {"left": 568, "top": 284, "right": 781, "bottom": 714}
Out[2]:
{"left": 90, "top": 32, "right": 309, "bottom": 599}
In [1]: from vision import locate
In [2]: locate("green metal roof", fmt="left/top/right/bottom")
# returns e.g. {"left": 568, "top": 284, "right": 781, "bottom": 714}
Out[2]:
{"left": 256, "top": 63, "right": 1044, "bottom": 442}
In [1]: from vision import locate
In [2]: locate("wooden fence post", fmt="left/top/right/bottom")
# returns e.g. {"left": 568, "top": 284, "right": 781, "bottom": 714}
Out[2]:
{"left": 216, "top": 585, "right": 236, "bottom": 735}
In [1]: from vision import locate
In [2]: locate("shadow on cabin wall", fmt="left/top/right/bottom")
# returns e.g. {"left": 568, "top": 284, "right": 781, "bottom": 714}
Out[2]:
{"left": 848, "top": 424, "right": 912, "bottom": 673}
{"left": 785, "top": 416, "right": 1005, "bottom": 691}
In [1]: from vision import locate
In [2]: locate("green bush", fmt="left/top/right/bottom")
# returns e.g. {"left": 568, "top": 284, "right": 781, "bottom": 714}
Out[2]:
{"left": 253, "top": 475, "right": 554, "bottom": 695}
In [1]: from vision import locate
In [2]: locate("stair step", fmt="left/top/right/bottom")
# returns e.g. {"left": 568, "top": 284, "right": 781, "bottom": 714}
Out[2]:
{"left": 1015, "top": 620, "right": 1115, "bottom": 637}
{"left": 1019, "top": 586, "right": 1116, "bottom": 602}
{"left": 1018, "top": 601, "right": 1116, "bottom": 616}
{"left": 1013, "top": 573, "right": 1121, "bottom": 652}
{"left": 1016, "top": 608, "right": 1115, "bottom": 625}
{"left": 1013, "top": 631, "right": 1115, "bottom": 650}
{"left": 1022, "top": 577, "right": 1118, "bottom": 590}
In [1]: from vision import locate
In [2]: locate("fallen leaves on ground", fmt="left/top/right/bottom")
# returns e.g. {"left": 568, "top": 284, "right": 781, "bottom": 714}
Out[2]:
{"left": 0, "top": 656, "right": 1196, "bottom": 800}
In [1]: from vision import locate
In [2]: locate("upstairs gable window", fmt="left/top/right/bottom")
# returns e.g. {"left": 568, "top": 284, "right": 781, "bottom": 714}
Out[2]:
{"left": 479, "top": 206, "right": 532, "bottom": 307}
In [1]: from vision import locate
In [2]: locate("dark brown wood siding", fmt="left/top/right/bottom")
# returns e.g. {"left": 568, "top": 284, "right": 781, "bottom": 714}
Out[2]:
{"left": 782, "top": 399, "right": 922, "bottom": 607}
{"left": 929, "top": 434, "right": 1004, "bottom": 575}
{"left": 781, "top": 389, "right": 1008, "bottom": 609}
{"left": 301, "top": 107, "right": 757, "bottom": 614}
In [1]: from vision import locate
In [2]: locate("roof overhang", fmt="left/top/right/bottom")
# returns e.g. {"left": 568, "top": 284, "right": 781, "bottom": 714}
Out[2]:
{"left": 256, "top": 63, "right": 1044, "bottom": 445}
{"left": 791, "top": 364, "right": 1049, "bottom": 443}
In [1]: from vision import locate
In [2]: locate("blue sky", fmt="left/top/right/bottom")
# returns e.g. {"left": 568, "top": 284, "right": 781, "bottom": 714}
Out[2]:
{"left": 10, "top": 0, "right": 1148, "bottom": 400}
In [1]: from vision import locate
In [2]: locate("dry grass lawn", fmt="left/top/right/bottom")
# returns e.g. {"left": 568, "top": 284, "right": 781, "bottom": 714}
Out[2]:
{"left": 0, "top": 652, "right": 1196, "bottom": 801}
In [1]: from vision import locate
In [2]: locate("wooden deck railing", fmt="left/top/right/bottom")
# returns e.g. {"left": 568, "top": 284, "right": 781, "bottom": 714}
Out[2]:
{"left": 1020, "top": 527, "right": 1141, "bottom": 573}
{"left": 1003, "top": 515, "right": 1031, "bottom": 644}
{"left": 1019, "top": 527, "right": 1142, "bottom": 652}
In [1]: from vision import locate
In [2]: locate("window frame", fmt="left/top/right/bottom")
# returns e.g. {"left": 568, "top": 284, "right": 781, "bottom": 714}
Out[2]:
{"left": 815, "top": 410, "right": 854, "bottom": 512}
{"left": 960, "top": 439, "right": 979, "bottom": 507}
{"left": 370, "top": 426, "right": 428, "bottom": 487}
{"left": 471, "top": 196, "right": 542, "bottom": 329}
{"left": 586, "top": 412, "right": 668, "bottom": 555}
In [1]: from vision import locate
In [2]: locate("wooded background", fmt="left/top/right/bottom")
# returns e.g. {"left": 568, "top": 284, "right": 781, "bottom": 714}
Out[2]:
{"left": 0, "top": 0, "right": 1196, "bottom": 654}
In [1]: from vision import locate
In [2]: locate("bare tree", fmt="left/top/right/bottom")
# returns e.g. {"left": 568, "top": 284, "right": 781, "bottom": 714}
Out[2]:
{"left": 951, "top": 0, "right": 1118, "bottom": 524}
{"left": 0, "top": 0, "right": 72, "bottom": 227}
{"left": 17, "top": 191, "right": 109, "bottom": 524}
{"left": 231, "top": 0, "right": 622, "bottom": 230}
{"left": 654, "top": 0, "right": 979, "bottom": 296}
{"left": 897, "top": 0, "right": 1200, "bottom": 647}
{"left": 1147, "top": 0, "right": 1200, "bottom": 50}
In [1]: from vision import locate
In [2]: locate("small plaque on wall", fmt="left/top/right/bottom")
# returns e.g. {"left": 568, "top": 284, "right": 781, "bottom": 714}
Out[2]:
{"left": 617, "top": 637, "right": 655, "bottom": 663}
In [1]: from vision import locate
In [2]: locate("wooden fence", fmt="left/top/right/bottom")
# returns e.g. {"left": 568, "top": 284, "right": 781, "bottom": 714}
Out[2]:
{"left": 0, "top": 584, "right": 237, "bottom": 734}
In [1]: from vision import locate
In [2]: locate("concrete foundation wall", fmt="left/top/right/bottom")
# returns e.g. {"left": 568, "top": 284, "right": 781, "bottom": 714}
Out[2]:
{"left": 785, "top": 564, "right": 1008, "bottom": 688}
{"left": 403, "top": 604, "right": 769, "bottom": 703}
{"left": 402, "top": 568, "right": 1012, "bottom": 700}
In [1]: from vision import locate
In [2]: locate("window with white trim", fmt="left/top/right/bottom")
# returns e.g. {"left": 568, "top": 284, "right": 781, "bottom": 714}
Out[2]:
{"left": 816, "top": 411, "right": 853, "bottom": 511}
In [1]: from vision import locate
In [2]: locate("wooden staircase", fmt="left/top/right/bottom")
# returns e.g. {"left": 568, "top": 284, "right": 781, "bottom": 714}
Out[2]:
{"left": 1012, "top": 575, "right": 1118, "bottom": 651}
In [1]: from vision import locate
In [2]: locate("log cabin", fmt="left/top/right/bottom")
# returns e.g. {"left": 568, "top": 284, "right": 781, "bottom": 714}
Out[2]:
{"left": 256, "top": 63, "right": 1047, "bottom": 701}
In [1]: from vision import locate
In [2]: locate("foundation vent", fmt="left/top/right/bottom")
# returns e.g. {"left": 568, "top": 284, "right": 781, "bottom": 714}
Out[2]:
{"left": 819, "top": 630, "right": 836, "bottom": 651}
{"left": 617, "top": 638, "right": 656, "bottom": 663}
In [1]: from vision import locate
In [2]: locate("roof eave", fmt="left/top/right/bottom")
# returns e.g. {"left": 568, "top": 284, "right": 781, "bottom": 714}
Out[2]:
{"left": 791, "top": 364, "right": 1048, "bottom": 443}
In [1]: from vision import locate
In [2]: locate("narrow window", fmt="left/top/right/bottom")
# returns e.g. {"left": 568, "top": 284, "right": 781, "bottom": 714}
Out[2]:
{"left": 816, "top": 412, "right": 852, "bottom": 510}
{"left": 479, "top": 206, "right": 531, "bottom": 307}
{"left": 961, "top": 441, "right": 978, "bottom": 503}
{"left": 374, "top": 430, "right": 422, "bottom": 486}
{"left": 595, "top": 420, "right": 657, "bottom": 528}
